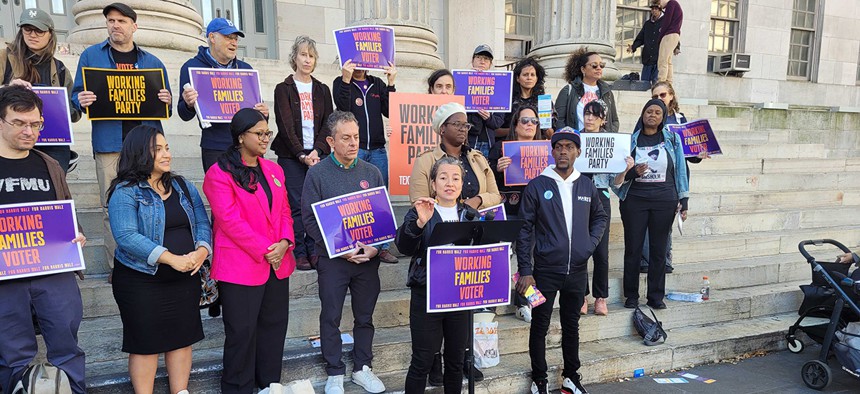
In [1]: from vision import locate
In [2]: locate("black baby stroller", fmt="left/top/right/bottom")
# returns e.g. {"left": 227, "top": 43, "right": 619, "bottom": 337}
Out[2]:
{"left": 785, "top": 239, "right": 860, "bottom": 390}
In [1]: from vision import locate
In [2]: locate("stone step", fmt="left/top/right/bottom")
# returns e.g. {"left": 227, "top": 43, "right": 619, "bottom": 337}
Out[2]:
{"left": 719, "top": 143, "right": 827, "bottom": 159}
{"left": 83, "top": 281, "right": 802, "bottom": 392}
{"left": 690, "top": 170, "right": 859, "bottom": 193}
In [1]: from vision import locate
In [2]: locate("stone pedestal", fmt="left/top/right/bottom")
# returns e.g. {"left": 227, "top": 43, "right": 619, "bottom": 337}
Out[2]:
{"left": 68, "top": 0, "right": 204, "bottom": 52}
{"left": 345, "top": 0, "right": 444, "bottom": 70}
{"left": 530, "top": 0, "right": 620, "bottom": 80}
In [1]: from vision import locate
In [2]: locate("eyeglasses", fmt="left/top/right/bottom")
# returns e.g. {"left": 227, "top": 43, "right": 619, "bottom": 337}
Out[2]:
{"left": 219, "top": 33, "right": 240, "bottom": 42}
{"left": 21, "top": 26, "right": 48, "bottom": 37}
{"left": 1, "top": 118, "right": 44, "bottom": 132}
{"left": 519, "top": 117, "right": 540, "bottom": 126}
{"left": 245, "top": 130, "right": 274, "bottom": 140}
{"left": 588, "top": 62, "right": 606, "bottom": 70}
{"left": 652, "top": 92, "right": 670, "bottom": 100}
{"left": 444, "top": 122, "right": 473, "bottom": 132}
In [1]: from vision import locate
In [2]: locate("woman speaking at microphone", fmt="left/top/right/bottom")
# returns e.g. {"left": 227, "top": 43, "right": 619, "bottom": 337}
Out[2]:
{"left": 397, "top": 156, "right": 472, "bottom": 394}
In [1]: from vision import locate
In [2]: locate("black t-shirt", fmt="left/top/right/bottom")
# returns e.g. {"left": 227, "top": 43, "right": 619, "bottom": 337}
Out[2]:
{"left": 628, "top": 131, "right": 677, "bottom": 201}
{"left": 110, "top": 48, "right": 142, "bottom": 140}
{"left": 250, "top": 165, "right": 273, "bottom": 211}
{"left": 0, "top": 153, "right": 56, "bottom": 204}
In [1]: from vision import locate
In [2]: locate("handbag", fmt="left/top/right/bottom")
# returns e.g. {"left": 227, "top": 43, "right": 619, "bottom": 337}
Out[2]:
{"left": 175, "top": 178, "right": 219, "bottom": 309}
{"left": 633, "top": 306, "right": 667, "bottom": 346}
{"left": 13, "top": 363, "right": 72, "bottom": 394}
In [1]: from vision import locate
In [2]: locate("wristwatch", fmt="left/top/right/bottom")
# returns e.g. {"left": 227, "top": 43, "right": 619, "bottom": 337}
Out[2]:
{"left": 298, "top": 154, "right": 307, "bottom": 162}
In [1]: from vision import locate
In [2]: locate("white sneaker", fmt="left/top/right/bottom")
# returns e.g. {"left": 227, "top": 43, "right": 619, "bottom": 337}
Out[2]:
{"left": 516, "top": 305, "right": 533, "bottom": 323}
{"left": 351, "top": 365, "right": 385, "bottom": 393}
{"left": 325, "top": 375, "right": 344, "bottom": 394}
{"left": 561, "top": 375, "right": 589, "bottom": 394}
{"left": 176, "top": 391, "right": 190, "bottom": 394}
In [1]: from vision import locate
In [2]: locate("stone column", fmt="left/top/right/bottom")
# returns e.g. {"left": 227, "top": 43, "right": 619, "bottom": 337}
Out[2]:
{"left": 345, "top": 0, "right": 444, "bottom": 70}
{"left": 68, "top": 0, "right": 205, "bottom": 52}
{"left": 530, "top": 0, "right": 620, "bottom": 80}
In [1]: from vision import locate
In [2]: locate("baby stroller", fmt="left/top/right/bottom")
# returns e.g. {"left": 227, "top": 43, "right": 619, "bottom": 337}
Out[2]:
{"left": 785, "top": 239, "right": 860, "bottom": 390}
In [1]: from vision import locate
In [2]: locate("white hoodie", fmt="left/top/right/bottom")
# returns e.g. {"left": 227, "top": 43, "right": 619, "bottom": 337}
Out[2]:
{"left": 540, "top": 165, "right": 581, "bottom": 240}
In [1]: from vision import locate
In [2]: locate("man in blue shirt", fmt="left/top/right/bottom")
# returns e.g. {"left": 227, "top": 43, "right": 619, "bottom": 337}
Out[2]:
{"left": 71, "top": 3, "right": 172, "bottom": 278}
{"left": 178, "top": 18, "right": 270, "bottom": 172}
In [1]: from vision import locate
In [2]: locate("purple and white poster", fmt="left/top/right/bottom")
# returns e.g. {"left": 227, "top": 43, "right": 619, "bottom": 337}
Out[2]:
{"left": 188, "top": 68, "right": 262, "bottom": 123}
{"left": 502, "top": 141, "right": 554, "bottom": 186}
{"left": 333, "top": 25, "right": 396, "bottom": 71}
{"left": 479, "top": 204, "right": 507, "bottom": 221}
{"left": 452, "top": 70, "right": 513, "bottom": 112}
{"left": 0, "top": 200, "right": 84, "bottom": 281}
{"left": 311, "top": 186, "right": 397, "bottom": 258}
{"left": 667, "top": 119, "right": 723, "bottom": 157}
{"left": 426, "top": 243, "right": 511, "bottom": 313}
{"left": 32, "top": 87, "right": 73, "bottom": 145}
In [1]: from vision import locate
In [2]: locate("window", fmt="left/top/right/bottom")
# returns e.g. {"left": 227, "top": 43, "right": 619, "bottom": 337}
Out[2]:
{"left": 709, "top": 0, "right": 741, "bottom": 52}
{"left": 787, "top": 0, "right": 818, "bottom": 78}
{"left": 505, "top": 0, "right": 536, "bottom": 38}
{"left": 615, "top": 0, "right": 650, "bottom": 64}
{"left": 254, "top": 0, "right": 265, "bottom": 33}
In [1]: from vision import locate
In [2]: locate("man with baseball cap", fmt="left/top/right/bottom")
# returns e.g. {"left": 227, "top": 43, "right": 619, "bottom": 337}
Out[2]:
{"left": 627, "top": 0, "right": 679, "bottom": 84}
{"left": 178, "top": 17, "right": 270, "bottom": 171}
{"left": 467, "top": 44, "right": 504, "bottom": 158}
{"left": 515, "top": 127, "right": 607, "bottom": 394}
{"left": 71, "top": 2, "right": 172, "bottom": 280}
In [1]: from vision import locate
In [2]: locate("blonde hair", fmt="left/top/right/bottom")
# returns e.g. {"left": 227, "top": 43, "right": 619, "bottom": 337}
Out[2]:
{"left": 289, "top": 35, "right": 318, "bottom": 72}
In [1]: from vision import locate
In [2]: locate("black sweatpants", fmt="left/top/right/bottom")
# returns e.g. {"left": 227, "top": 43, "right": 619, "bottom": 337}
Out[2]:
{"left": 589, "top": 190, "right": 611, "bottom": 299}
{"left": 529, "top": 270, "right": 586, "bottom": 382}
{"left": 404, "top": 287, "right": 469, "bottom": 394}
{"left": 619, "top": 195, "right": 677, "bottom": 306}
{"left": 317, "top": 256, "right": 381, "bottom": 376}
{"left": 219, "top": 269, "right": 290, "bottom": 394}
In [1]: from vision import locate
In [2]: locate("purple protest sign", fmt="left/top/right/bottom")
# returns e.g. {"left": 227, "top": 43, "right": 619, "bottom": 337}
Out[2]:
{"left": 0, "top": 200, "right": 84, "bottom": 281}
{"left": 452, "top": 70, "right": 513, "bottom": 112}
{"left": 479, "top": 204, "right": 507, "bottom": 221}
{"left": 311, "top": 186, "right": 397, "bottom": 258}
{"left": 33, "top": 87, "right": 73, "bottom": 145}
{"left": 333, "top": 25, "right": 396, "bottom": 71}
{"left": 667, "top": 119, "right": 723, "bottom": 157}
{"left": 426, "top": 243, "right": 511, "bottom": 313}
{"left": 502, "top": 141, "right": 554, "bottom": 186}
{"left": 188, "top": 68, "right": 262, "bottom": 123}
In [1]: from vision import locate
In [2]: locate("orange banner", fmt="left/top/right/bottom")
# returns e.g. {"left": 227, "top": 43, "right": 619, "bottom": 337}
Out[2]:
{"left": 388, "top": 93, "right": 465, "bottom": 195}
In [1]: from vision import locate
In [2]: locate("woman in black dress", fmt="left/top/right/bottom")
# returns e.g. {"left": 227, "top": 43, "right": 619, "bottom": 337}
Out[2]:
{"left": 107, "top": 126, "right": 212, "bottom": 394}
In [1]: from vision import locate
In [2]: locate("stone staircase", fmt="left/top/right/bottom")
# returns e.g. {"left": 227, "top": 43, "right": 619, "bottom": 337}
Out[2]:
{"left": 42, "top": 46, "right": 860, "bottom": 392}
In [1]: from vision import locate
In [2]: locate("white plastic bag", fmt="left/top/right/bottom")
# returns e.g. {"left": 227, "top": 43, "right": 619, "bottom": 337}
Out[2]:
{"left": 473, "top": 321, "right": 500, "bottom": 368}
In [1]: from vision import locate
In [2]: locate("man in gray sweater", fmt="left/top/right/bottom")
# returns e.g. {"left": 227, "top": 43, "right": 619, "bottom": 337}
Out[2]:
{"left": 302, "top": 111, "right": 387, "bottom": 394}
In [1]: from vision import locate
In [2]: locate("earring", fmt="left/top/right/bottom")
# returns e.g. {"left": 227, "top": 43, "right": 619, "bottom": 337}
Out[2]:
{"left": 239, "top": 139, "right": 244, "bottom": 144}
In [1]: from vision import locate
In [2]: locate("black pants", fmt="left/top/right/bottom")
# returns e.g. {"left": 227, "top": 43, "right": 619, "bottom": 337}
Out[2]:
{"left": 36, "top": 146, "right": 71, "bottom": 173}
{"left": 202, "top": 148, "right": 226, "bottom": 173}
{"left": 317, "top": 256, "right": 381, "bottom": 376}
{"left": 404, "top": 287, "right": 469, "bottom": 394}
{"left": 589, "top": 190, "right": 611, "bottom": 298}
{"left": 529, "top": 270, "right": 586, "bottom": 381}
{"left": 277, "top": 156, "right": 315, "bottom": 259}
{"left": 620, "top": 196, "right": 676, "bottom": 305}
{"left": 219, "top": 270, "right": 290, "bottom": 394}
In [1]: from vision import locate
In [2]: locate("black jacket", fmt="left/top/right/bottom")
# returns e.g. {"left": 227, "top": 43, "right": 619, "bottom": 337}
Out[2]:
{"left": 272, "top": 75, "right": 333, "bottom": 159}
{"left": 467, "top": 112, "right": 505, "bottom": 148}
{"left": 332, "top": 74, "right": 395, "bottom": 150}
{"left": 516, "top": 170, "right": 608, "bottom": 276}
{"left": 556, "top": 77, "right": 620, "bottom": 133}
{"left": 632, "top": 16, "right": 663, "bottom": 66}
{"left": 396, "top": 203, "right": 473, "bottom": 287}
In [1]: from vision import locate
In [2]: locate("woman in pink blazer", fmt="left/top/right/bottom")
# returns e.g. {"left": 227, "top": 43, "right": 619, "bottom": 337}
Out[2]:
{"left": 203, "top": 108, "right": 295, "bottom": 394}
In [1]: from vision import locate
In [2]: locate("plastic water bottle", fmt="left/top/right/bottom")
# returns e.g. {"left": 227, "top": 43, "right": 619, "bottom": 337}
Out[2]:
{"left": 701, "top": 276, "right": 711, "bottom": 301}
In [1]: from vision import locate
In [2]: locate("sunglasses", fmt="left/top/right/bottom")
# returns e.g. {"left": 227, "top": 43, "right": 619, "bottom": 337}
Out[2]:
{"left": 519, "top": 117, "right": 540, "bottom": 126}
{"left": 588, "top": 62, "right": 606, "bottom": 70}
{"left": 652, "top": 92, "right": 670, "bottom": 100}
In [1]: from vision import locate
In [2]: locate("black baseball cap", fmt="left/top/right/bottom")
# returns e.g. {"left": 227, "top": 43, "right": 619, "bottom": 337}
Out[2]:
{"left": 551, "top": 127, "right": 581, "bottom": 148}
{"left": 103, "top": 3, "right": 137, "bottom": 22}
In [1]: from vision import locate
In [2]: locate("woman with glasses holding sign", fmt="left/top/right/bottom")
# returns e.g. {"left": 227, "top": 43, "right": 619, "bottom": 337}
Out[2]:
{"left": 2, "top": 8, "right": 80, "bottom": 172}
{"left": 556, "top": 47, "right": 619, "bottom": 133}
{"left": 397, "top": 156, "right": 472, "bottom": 394}
{"left": 203, "top": 108, "right": 295, "bottom": 393}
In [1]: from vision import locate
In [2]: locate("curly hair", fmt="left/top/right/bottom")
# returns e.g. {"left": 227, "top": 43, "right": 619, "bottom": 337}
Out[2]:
{"left": 651, "top": 81, "right": 680, "bottom": 116}
{"left": 512, "top": 57, "right": 546, "bottom": 98}
{"left": 563, "top": 47, "right": 600, "bottom": 83}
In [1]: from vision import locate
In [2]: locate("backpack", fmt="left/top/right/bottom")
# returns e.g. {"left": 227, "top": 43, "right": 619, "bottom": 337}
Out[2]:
{"left": 12, "top": 363, "right": 72, "bottom": 394}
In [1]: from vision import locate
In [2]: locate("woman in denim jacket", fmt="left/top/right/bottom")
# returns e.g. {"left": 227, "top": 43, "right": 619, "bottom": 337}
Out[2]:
{"left": 107, "top": 125, "right": 212, "bottom": 394}
{"left": 613, "top": 99, "right": 688, "bottom": 311}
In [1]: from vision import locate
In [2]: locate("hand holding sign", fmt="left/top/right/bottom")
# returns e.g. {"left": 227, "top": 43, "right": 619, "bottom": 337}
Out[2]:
{"left": 182, "top": 83, "right": 198, "bottom": 107}
{"left": 333, "top": 25, "right": 396, "bottom": 72}
{"left": 77, "top": 91, "right": 97, "bottom": 108}
{"left": 344, "top": 241, "right": 378, "bottom": 264}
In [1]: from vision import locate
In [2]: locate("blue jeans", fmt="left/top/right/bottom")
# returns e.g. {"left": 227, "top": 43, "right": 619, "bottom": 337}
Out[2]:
{"left": 641, "top": 64, "right": 658, "bottom": 85}
{"left": 357, "top": 148, "right": 391, "bottom": 251}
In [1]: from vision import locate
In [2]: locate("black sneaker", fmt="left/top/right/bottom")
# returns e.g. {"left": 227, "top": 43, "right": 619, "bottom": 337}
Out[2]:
{"left": 428, "top": 353, "right": 443, "bottom": 387}
{"left": 463, "top": 363, "right": 484, "bottom": 381}
{"left": 530, "top": 379, "right": 548, "bottom": 394}
{"left": 647, "top": 301, "right": 667, "bottom": 310}
{"left": 562, "top": 374, "right": 588, "bottom": 394}
{"left": 639, "top": 265, "right": 649, "bottom": 273}
{"left": 624, "top": 298, "right": 639, "bottom": 308}
{"left": 665, "top": 265, "right": 674, "bottom": 274}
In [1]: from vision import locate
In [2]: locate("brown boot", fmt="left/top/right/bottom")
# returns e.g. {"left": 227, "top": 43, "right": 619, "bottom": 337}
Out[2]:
{"left": 378, "top": 249, "right": 399, "bottom": 264}
{"left": 295, "top": 256, "right": 313, "bottom": 271}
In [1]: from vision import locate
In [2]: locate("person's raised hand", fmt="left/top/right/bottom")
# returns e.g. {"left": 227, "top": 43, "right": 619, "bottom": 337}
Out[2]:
{"left": 254, "top": 102, "right": 270, "bottom": 118}
{"left": 341, "top": 60, "right": 356, "bottom": 83}
{"left": 384, "top": 62, "right": 397, "bottom": 85}
{"left": 497, "top": 156, "right": 512, "bottom": 171}
{"left": 414, "top": 197, "right": 435, "bottom": 228}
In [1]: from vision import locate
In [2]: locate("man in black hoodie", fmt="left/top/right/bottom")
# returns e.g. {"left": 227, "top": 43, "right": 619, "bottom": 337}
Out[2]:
{"left": 177, "top": 18, "right": 270, "bottom": 171}
{"left": 515, "top": 128, "right": 607, "bottom": 394}
{"left": 332, "top": 60, "right": 399, "bottom": 264}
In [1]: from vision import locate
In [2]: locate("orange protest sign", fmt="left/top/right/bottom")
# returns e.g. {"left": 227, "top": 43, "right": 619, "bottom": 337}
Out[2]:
{"left": 388, "top": 93, "right": 466, "bottom": 195}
